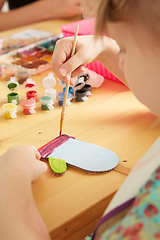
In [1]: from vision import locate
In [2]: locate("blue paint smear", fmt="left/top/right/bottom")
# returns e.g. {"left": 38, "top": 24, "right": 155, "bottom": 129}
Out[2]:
{"left": 48, "top": 138, "right": 119, "bottom": 172}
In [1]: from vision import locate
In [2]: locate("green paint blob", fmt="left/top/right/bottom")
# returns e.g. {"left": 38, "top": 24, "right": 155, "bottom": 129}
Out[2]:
{"left": 8, "top": 83, "right": 17, "bottom": 91}
{"left": 48, "top": 157, "right": 67, "bottom": 174}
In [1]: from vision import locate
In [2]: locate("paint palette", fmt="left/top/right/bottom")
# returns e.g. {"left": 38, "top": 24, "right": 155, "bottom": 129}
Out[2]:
{"left": 0, "top": 35, "right": 62, "bottom": 75}
{"left": 0, "top": 29, "right": 54, "bottom": 55}
{"left": 39, "top": 134, "right": 119, "bottom": 174}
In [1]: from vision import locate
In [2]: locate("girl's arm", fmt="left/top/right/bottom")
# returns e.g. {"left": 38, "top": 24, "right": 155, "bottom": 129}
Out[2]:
{"left": 0, "top": 145, "right": 50, "bottom": 240}
{"left": 0, "top": 0, "right": 82, "bottom": 31}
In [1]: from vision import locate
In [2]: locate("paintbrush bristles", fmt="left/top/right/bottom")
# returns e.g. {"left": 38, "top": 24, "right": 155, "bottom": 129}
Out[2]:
{"left": 59, "top": 24, "right": 79, "bottom": 136}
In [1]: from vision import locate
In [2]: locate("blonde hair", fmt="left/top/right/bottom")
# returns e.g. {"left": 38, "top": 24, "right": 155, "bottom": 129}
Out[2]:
{"left": 95, "top": 0, "right": 160, "bottom": 39}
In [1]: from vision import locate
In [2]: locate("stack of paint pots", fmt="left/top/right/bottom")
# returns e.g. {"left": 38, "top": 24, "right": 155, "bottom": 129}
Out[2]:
{"left": 21, "top": 78, "right": 37, "bottom": 115}
{"left": 42, "top": 72, "right": 57, "bottom": 103}
{"left": 6, "top": 77, "right": 19, "bottom": 105}
{"left": 74, "top": 73, "right": 92, "bottom": 102}
{"left": 57, "top": 92, "right": 72, "bottom": 106}
{"left": 23, "top": 78, "right": 38, "bottom": 102}
{"left": 3, "top": 103, "right": 17, "bottom": 119}
{"left": 16, "top": 69, "right": 29, "bottom": 84}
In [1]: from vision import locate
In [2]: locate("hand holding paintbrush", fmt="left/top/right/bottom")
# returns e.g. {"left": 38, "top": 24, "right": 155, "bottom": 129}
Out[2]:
{"left": 59, "top": 24, "right": 79, "bottom": 136}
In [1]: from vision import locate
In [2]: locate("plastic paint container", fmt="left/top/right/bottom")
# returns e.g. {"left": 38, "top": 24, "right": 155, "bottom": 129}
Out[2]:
{"left": 16, "top": 70, "right": 29, "bottom": 84}
{"left": 6, "top": 77, "right": 19, "bottom": 104}
{"left": 2, "top": 66, "right": 16, "bottom": 81}
{"left": 75, "top": 89, "right": 88, "bottom": 102}
{"left": 40, "top": 96, "right": 54, "bottom": 110}
{"left": 2, "top": 103, "right": 17, "bottom": 119}
{"left": 57, "top": 92, "right": 72, "bottom": 106}
{"left": 63, "top": 86, "right": 74, "bottom": 96}
{"left": 43, "top": 73, "right": 57, "bottom": 102}
{"left": 7, "top": 92, "right": 19, "bottom": 104}
{"left": 81, "top": 84, "right": 92, "bottom": 96}
{"left": 26, "top": 90, "right": 38, "bottom": 102}
{"left": 23, "top": 78, "right": 37, "bottom": 91}
{"left": 21, "top": 99, "right": 36, "bottom": 115}
{"left": 44, "top": 88, "right": 57, "bottom": 102}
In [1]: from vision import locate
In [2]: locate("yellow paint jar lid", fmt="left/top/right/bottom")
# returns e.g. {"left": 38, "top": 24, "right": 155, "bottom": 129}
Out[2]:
{"left": 3, "top": 103, "right": 17, "bottom": 112}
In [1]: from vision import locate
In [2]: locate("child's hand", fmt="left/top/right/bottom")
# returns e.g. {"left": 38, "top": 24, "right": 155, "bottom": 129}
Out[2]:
{"left": 52, "top": 35, "right": 106, "bottom": 85}
{"left": 46, "top": 0, "right": 82, "bottom": 18}
{"left": 0, "top": 145, "right": 47, "bottom": 182}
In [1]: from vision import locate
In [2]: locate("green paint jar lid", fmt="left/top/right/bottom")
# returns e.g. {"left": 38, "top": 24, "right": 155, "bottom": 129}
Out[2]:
{"left": 48, "top": 157, "right": 67, "bottom": 175}
{"left": 6, "top": 77, "right": 19, "bottom": 92}
{"left": 40, "top": 95, "right": 53, "bottom": 105}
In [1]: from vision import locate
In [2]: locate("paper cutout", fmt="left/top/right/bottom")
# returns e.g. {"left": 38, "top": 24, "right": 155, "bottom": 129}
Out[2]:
{"left": 39, "top": 134, "right": 119, "bottom": 173}
{"left": 48, "top": 157, "right": 67, "bottom": 175}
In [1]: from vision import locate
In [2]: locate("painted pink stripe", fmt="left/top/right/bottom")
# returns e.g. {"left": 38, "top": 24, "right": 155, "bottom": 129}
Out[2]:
{"left": 38, "top": 134, "right": 75, "bottom": 159}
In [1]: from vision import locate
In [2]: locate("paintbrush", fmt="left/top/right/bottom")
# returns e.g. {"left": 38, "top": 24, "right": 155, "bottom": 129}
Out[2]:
{"left": 59, "top": 24, "right": 79, "bottom": 136}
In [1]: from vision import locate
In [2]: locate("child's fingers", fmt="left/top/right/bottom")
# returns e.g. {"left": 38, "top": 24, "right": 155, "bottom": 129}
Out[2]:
{"left": 32, "top": 161, "right": 48, "bottom": 182}
{"left": 59, "top": 55, "right": 82, "bottom": 76}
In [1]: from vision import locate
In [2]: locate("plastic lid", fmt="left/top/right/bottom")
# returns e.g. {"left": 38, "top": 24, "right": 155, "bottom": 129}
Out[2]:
{"left": 17, "top": 70, "right": 29, "bottom": 79}
{"left": 6, "top": 77, "right": 19, "bottom": 92}
{"left": 23, "top": 78, "right": 37, "bottom": 91}
{"left": 40, "top": 96, "right": 53, "bottom": 105}
{"left": 21, "top": 99, "right": 36, "bottom": 108}
{"left": 2, "top": 103, "right": 17, "bottom": 111}
{"left": 57, "top": 78, "right": 66, "bottom": 87}
{"left": 42, "top": 72, "right": 56, "bottom": 89}
{"left": 57, "top": 92, "right": 72, "bottom": 100}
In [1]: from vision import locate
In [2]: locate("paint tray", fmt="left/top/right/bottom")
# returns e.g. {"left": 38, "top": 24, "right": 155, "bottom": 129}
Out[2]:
{"left": 61, "top": 18, "right": 121, "bottom": 83}
{"left": 0, "top": 35, "right": 62, "bottom": 76}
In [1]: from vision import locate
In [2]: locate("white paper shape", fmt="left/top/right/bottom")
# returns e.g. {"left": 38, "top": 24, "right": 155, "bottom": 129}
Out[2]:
{"left": 48, "top": 138, "right": 119, "bottom": 172}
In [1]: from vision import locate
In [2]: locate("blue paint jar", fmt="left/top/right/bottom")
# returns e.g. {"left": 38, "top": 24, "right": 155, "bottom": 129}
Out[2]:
{"left": 57, "top": 92, "right": 72, "bottom": 106}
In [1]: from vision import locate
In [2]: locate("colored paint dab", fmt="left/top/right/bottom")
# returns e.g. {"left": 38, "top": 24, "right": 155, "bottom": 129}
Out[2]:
{"left": 8, "top": 83, "right": 17, "bottom": 91}
{"left": 48, "top": 157, "right": 67, "bottom": 176}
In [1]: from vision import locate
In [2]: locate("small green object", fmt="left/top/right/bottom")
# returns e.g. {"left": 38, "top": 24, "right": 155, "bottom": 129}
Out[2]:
{"left": 48, "top": 157, "right": 67, "bottom": 174}
{"left": 8, "top": 83, "right": 17, "bottom": 91}
{"left": 7, "top": 92, "right": 19, "bottom": 104}
{"left": 41, "top": 104, "right": 50, "bottom": 110}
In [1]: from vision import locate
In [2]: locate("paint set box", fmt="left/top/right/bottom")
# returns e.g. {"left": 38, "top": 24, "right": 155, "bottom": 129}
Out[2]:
{"left": 0, "top": 29, "right": 54, "bottom": 56}
{"left": 0, "top": 35, "right": 62, "bottom": 76}
{"left": 61, "top": 18, "right": 121, "bottom": 83}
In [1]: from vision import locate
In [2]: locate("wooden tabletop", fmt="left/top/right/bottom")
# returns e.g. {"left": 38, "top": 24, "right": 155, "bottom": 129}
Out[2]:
{"left": 0, "top": 19, "right": 160, "bottom": 240}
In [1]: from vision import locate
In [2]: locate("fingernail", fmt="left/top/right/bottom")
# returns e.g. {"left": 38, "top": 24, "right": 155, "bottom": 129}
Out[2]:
{"left": 60, "top": 68, "right": 68, "bottom": 76}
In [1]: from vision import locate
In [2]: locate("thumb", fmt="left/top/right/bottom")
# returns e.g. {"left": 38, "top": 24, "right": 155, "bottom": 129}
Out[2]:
{"left": 59, "top": 54, "right": 82, "bottom": 78}
{"left": 32, "top": 160, "right": 48, "bottom": 182}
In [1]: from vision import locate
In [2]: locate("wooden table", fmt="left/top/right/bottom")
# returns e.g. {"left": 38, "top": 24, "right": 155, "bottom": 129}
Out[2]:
{"left": 0, "top": 20, "right": 160, "bottom": 240}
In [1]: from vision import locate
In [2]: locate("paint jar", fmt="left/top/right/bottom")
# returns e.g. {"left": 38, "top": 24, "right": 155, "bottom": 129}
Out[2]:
{"left": 63, "top": 86, "right": 74, "bottom": 96}
{"left": 74, "top": 82, "right": 85, "bottom": 92}
{"left": 2, "top": 66, "right": 16, "bottom": 81}
{"left": 6, "top": 77, "right": 19, "bottom": 104}
{"left": 23, "top": 78, "right": 37, "bottom": 91}
{"left": 40, "top": 96, "right": 54, "bottom": 110}
{"left": 7, "top": 92, "right": 19, "bottom": 104}
{"left": 2, "top": 103, "right": 17, "bottom": 119}
{"left": 43, "top": 72, "right": 57, "bottom": 102}
{"left": 26, "top": 90, "right": 38, "bottom": 102}
{"left": 44, "top": 88, "right": 56, "bottom": 102}
{"left": 75, "top": 89, "right": 88, "bottom": 102}
{"left": 23, "top": 78, "right": 38, "bottom": 102}
{"left": 81, "top": 84, "right": 92, "bottom": 96}
{"left": 57, "top": 92, "right": 72, "bottom": 106}
{"left": 16, "top": 70, "right": 29, "bottom": 84}
{"left": 21, "top": 99, "right": 36, "bottom": 115}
